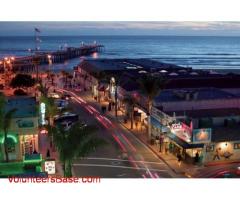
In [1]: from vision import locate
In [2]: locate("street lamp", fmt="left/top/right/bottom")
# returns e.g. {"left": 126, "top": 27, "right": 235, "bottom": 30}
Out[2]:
{"left": 47, "top": 55, "right": 52, "bottom": 65}
{"left": 47, "top": 54, "right": 52, "bottom": 73}
{"left": 3, "top": 56, "right": 14, "bottom": 87}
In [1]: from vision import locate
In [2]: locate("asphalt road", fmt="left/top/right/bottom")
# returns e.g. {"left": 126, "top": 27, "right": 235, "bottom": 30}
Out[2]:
{"left": 194, "top": 163, "right": 240, "bottom": 178}
{"left": 57, "top": 88, "right": 177, "bottom": 178}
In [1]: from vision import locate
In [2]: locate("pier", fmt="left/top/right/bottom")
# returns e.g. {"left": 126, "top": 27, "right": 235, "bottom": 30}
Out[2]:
{"left": 0, "top": 44, "right": 104, "bottom": 72}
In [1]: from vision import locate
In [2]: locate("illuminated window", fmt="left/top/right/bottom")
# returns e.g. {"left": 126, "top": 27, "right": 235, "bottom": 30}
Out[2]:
{"left": 234, "top": 143, "right": 240, "bottom": 149}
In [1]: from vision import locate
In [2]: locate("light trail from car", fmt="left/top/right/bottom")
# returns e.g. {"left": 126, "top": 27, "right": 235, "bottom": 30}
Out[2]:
{"left": 56, "top": 88, "right": 159, "bottom": 178}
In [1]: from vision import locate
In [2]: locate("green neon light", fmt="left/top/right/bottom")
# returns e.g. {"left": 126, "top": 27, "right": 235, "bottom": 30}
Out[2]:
{"left": 23, "top": 155, "right": 43, "bottom": 164}
{"left": 0, "top": 134, "right": 18, "bottom": 144}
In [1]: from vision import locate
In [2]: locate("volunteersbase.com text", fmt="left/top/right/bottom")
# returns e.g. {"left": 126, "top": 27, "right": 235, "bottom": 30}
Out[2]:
{"left": 8, "top": 177, "right": 101, "bottom": 184}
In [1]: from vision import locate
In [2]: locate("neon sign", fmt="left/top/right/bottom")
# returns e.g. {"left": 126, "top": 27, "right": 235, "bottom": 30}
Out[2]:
{"left": 40, "top": 102, "right": 46, "bottom": 125}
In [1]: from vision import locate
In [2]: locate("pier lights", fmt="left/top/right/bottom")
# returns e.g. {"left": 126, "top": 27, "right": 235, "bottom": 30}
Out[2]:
{"left": 10, "top": 56, "right": 15, "bottom": 61}
{"left": 47, "top": 54, "right": 53, "bottom": 68}
{"left": 28, "top": 48, "right": 33, "bottom": 55}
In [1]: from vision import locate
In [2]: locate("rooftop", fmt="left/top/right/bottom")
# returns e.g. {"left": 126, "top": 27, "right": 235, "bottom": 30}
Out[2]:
{"left": 78, "top": 58, "right": 240, "bottom": 90}
{"left": 6, "top": 96, "right": 37, "bottom": 118}
{"left": 154, "top": 88, "right": 238, "bottom": 103}
{"left": 79, "top": 58, "right": 184, "bottom": 73}
{"left": 212, "top": 127, "right": 240, "bottom": 142}
{"left": 166, "top": 108, "right": 240, "bottom": 118}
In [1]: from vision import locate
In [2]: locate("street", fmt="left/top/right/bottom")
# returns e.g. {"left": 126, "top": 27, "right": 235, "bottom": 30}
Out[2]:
{"left": 194, "top": 163, "right": 240, "bottom": 178}
{"left": 57, "top": 88, "right": 177, "bottom": 178}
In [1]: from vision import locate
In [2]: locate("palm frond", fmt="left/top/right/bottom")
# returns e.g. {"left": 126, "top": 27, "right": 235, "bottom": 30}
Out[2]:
{"left": 3, "top": 108, "right": 17, "bottom": 131}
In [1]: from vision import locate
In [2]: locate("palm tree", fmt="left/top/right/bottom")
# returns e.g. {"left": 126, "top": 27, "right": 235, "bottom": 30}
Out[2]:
{"left": 138, "top": 75, "right": 166, "bottom": 141}
{"left": 47, "top": 123, "right": 106, "bottom": 177}
{"left": 37, "top": 81, "right": 49, "bottom": 98}
{"left": 0, "top": 93, "right": 17, "bottom": 162}
{"left": 123, "top": 95, "right": 136, "bottom": 129}
{"left": 3, "top": 109, "right": 17, "bottom": 162}
{"left": 37, "top": 81, "right": 57, "bottom": 126}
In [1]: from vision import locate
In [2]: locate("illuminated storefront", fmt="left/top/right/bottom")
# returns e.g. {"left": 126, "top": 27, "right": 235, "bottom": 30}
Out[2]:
{"left": 151, "top": 106, "right": 205, "bottom": 161}
{"left": 0, "top": 96, "right": 40, "bottom": 162}
{"left": 0, "top": 133, "right": 19, "bottom": 161}
{"left": 19, "top": 134, "right": 39, "bottom": 156}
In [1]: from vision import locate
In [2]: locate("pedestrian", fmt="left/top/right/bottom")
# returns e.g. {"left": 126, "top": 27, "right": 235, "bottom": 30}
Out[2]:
{"left": 46, "top": 149, "right": 51, "bottom": 158}
{"left": 169, "top": 142, "right": 173, "bottom": 153}
{"left": 135, "top": 121, "right": 138, "bottom": 129}
{"left": 108, "top": 102, "right": 111, "bottom": 111}
{"left": 195, "top": 151, "right": 199, "bottom": 163}
{"left": 155, "top": 136, "right": 160, "bottom": 147}
{"left": 165, "top": 143, "right": 169, "bottom": 155}
{"left": 213, "top": 148, "right": 221, "bottom": 161}
{"left": 177, "top": 152, "right": 182, "bottom": 166}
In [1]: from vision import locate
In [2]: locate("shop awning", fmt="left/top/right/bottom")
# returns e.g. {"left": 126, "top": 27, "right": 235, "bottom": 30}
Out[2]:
{"left": 151, "top": 117, "right": 162, "bottom": 129}
{"left": 168, "top": 133, "right": 204, "bottom": 149}
{"left": 151, "top": 117, "right": 170, "bottom": 132}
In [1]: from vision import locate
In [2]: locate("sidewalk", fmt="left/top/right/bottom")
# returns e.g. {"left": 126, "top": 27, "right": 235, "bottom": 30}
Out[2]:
{"left": 38, "top": 132, "right": 64, "bottom": 177}
{"left": 75, "top": 90, "right": 204, "bottom": 177}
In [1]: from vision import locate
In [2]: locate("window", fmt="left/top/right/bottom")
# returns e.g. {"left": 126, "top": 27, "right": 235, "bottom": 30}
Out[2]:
{"left": 206, "top": 144, "right": 214, "bottom": 152}
{"left": 18, "top": 120, "right": 34, "bottom": 128}
{"left": 234, "top": 143, "right": 240, "bottom": 149}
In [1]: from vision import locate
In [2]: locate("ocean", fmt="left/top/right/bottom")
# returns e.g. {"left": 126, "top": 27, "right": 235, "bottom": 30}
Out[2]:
{"left": 1, "top": 35, "right": 240, "bottom": 70}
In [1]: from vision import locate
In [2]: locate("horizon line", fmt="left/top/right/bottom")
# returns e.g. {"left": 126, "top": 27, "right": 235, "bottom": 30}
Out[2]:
{"left": 0, "top": 34, "right": 240, "bottom": 37}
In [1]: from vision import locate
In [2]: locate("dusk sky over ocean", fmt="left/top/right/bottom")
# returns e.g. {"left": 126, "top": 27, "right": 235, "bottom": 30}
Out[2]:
{"left": 2, "top": 22, "right": 240, "bottom": 36}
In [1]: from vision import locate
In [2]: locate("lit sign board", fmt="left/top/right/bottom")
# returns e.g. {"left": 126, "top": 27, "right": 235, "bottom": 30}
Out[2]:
{"left": 192, "top": 128, "right": 212, "bottom": 143}
{"left": 40, "top": 102, "right": 46, "bottom": 125}
{"left": 171, "top": 123, "right": 182, "bottom": 130}
{"left": 45, "top": 160, "right": 56, "bottom": 175}
{"left": 171, "top": 122, "right": 192, "bottom": 143}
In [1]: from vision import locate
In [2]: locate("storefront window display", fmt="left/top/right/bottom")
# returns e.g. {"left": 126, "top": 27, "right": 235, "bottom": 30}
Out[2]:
{"left": 20, "top": 134, "right": 38, "bottom": 156}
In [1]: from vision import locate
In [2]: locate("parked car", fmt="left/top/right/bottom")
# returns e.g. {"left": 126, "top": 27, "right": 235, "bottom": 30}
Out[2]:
{"left": 54, "top": 99, "right": 68, "bottom": 110}
{"left": 60, "top": 121, "right": 74, "bottom": 131}
{"left": 60, "top": 120, "right": 87, "bottom": 131}
{"left": 54, "top": 112, "right": 79, "bottom": 123}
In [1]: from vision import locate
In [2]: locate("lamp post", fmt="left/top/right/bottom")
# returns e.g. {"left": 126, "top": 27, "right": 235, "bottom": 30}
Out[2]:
{"left": 47, "top": 54, "right": 52, "bottom": 71}
{"left": 33, "top": 56, "right": 40, "bottom": 82}
{"left": 3, "top": 56, "right": 15, "bottom": 87}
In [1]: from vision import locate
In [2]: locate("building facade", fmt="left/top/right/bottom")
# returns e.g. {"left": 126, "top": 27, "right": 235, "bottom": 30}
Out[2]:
{"left": 0, "top": 96, "right": 39, "bottom": 161}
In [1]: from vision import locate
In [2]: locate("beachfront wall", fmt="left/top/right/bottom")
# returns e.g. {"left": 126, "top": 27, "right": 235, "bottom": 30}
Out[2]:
{"left": 154, "top": 98, "right": 240, "bottom": 112}
{"left": 203, "top": 141, "right": 240, "bottom": 164}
